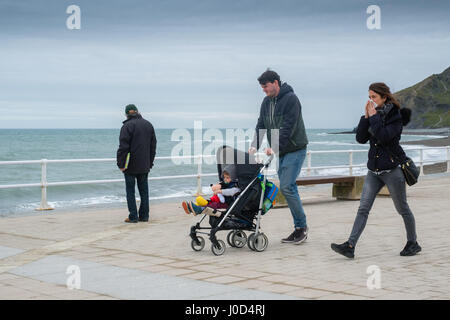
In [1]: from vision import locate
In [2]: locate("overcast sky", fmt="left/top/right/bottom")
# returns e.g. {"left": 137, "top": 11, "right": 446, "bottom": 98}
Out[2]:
{"left": 0, "top": 0, "right": 449, "bottom": 129}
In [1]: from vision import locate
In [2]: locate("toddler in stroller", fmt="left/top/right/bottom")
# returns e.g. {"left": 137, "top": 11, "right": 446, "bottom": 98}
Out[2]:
{"left": 181, "top": 169, "right": 241, "bottom": 217}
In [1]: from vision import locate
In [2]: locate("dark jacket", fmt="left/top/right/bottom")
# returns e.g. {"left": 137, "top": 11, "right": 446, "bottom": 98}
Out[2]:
{"left": 117, "top": 114, "right": 157, "bottom": 174}
{"left": 251, "top": 83, "right": 308, "bottom": 157}
{"left": 356, "top": 103, "right": 408, "bottom": 172}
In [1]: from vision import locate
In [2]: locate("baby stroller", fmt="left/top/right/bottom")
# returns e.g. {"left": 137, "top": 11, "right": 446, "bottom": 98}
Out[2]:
{"left": 189, "top": 145, "right": 277, "bottom": 256}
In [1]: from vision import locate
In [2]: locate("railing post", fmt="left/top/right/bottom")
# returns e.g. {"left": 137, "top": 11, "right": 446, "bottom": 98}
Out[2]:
{"left": 36, "top": 159, "right": 53, "bottom": 211}
{"left": 419, "top": 149, "right": 424, "bottom": 176}
{"left": 307, "top": 151, "right": 311, "bottom": 176}
{"left": 349, "top": 151, "right": 353, "bottom": 176}
{"left": 447, "top": 147, "right": 450, "bottom": 173}
{"left": 195, "top": 155, "right": 204, "bottom": 196}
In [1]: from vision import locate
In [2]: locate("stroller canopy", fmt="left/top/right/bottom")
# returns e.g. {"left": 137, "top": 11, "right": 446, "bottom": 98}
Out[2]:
{"left": 216, "top": 146, "right": 263, "bottom": 189}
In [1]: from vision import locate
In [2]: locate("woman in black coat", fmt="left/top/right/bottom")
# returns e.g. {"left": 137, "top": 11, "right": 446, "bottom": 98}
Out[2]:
{"left": 331, "top": 82, "right": 421, "bottom": 258}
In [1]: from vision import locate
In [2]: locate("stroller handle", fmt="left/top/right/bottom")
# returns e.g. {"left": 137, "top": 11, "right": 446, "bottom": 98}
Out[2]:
{"left": 264, "top": 154, "right": 274, "bottom": 167}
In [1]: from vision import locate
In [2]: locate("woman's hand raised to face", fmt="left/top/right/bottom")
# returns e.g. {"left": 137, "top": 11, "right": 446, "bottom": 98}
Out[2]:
{"left": 365, "top": 100, "right": 370, "bottom": 118}
{"left": 367, "top": 100, "right": 377, "bottom": 117}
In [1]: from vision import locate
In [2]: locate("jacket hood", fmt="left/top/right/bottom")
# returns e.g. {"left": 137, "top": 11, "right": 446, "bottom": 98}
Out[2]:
{"left": 222, "top": 164, "right": 237, "bottom": 181}
{"left": 400, "top": 108, "right": 411, "bottom": 126}
{"left": 377, "top": 103, "right": 411, "bottom": 126}
{"left": 277, "top": 82, "right": 294, "bottom": 99}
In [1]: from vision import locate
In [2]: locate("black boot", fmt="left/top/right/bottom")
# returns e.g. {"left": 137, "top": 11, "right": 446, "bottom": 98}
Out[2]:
{"left": 400, "top": 241, "right": 421, "bottom": 256}
{"left": 331, "top": 241, "right": 355, "bottom": 259}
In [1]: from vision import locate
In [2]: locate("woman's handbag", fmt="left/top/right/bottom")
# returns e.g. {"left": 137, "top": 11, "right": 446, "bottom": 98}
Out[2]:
{"left": 400, "top": 157, "right": 420, "bottom": 186}
{"left": 375, "top": 111, "right": 419, "bottom": 186}
{"left": 385, "top": 147, "right": 420, "bottom": 186}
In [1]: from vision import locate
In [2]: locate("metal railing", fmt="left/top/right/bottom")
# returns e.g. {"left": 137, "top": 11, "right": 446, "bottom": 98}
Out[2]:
{"left": 0, "top": 146, "right": 449, "bottom": 211}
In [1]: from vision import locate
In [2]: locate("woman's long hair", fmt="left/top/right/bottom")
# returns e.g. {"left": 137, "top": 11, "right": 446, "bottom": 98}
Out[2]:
{"left": 369, "top": 82, "right": 401, "bottom": 109}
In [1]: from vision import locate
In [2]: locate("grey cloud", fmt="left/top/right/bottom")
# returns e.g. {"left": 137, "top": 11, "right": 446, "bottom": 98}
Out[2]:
{"left": 0, "top": 0, "right": 449, "bottom": 128}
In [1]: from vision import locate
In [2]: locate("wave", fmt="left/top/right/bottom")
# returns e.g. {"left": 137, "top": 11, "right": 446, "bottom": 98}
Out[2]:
{"left": 309, "top": 141, "right": 367, "bottom": 147}
{"left": 0, "top": 186, "right": 216, "bottom": 215}
{"left": 10, "top": 195, "right": 126, "bottom": 212}
{"left": 192, "top": 139, "right": 253, "bottom": 143}
{"left": 402, "top": 146, "right": 448, "bottom": 163}
{"left": 402, "top": 135, "right": 446, "bottom": 139}
{"left": 299, "top": 167, "right": 369, "bottom": 177}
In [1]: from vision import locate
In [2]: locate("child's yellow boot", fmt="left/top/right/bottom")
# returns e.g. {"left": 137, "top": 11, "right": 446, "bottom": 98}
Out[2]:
{"left": 195, "top": 196, "right": 208, "bottom": 207}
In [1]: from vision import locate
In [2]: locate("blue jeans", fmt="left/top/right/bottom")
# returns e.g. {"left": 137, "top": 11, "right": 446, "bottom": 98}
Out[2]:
{"left": 277, "top": 148, "right": 307, "bottom": 229}
{"left": 124, "top": 172, "right": 149, "bottom": 221}
{"left": 348, "top": 167, "right": 417, "bottom": 246}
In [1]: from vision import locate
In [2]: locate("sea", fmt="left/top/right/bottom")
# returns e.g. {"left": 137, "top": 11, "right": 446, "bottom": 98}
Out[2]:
{"left": 0, "top": 129, "right": 447, "bottom": 217}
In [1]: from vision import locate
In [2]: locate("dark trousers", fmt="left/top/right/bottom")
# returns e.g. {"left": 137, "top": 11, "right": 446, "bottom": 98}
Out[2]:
{"left": 124, "top": 172, "right": 149, "bottom": 221}
{"left": 348, "top": 167, "right": 417, "bottom": 246}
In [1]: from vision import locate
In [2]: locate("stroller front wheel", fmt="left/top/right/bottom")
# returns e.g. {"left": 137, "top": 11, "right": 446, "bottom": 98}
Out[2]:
{"left": 248, "top": 233, "right": 255, "bottom": 251}
{"left": 248, "top": 232, "right": 268, "bottom": 252}
{"left": 191, "top": 236, "right": 205, "bottom": 251}
{"left": 211, "top": 240, "right": 226, "bottom": 256}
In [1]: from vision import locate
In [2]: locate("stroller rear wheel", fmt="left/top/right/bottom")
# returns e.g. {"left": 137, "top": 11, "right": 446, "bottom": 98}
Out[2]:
{"left": 248, "top": 232, "right": 268, "bottom": 252}
{"left": 227, "top": 231, "right": 236, "bottom": 247}
{"left": 211, "top": 239, "right": 226, "bottom": 256}
{"left": 231, "top": 231, "right": 247, "bottom": 248}
{"left": 191, "top": 236, "right": 205, "bottom": 251}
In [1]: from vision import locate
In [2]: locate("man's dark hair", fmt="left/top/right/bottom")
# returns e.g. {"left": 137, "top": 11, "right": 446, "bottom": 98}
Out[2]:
{"left": 258, "top": 69, "right": 281, "bottom": 86}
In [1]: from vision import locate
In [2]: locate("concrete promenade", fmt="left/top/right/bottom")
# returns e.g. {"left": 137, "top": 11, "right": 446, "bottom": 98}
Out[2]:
{"left": 0, "top": 174, "right": 449, "bottom": 300}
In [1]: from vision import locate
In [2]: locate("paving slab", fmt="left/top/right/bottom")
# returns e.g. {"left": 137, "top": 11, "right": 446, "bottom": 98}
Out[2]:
{"left": 10, "top": 255, "right": 296, "bottom": 300}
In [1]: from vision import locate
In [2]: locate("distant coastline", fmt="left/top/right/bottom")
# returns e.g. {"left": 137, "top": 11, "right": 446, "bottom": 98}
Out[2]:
{"left": 333, "top": 127, "right": 449, "bottom": 135}
{"left": 332, "top": 127, "right": 450, "bottom": 147}
{"left": 402, "top": 137, "right": 450, "bottom": 147}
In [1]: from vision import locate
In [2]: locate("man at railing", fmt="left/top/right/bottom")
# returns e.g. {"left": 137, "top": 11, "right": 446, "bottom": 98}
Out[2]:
{"left": 249, "top": 69, "right": 309, "bottom": 245}
{"left": 117, "top": 104, "right": 157, "bottom": 223}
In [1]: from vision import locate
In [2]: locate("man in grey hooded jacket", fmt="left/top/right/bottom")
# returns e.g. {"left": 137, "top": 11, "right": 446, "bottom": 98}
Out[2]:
{"left": 250, "top": 70, "right": 309, "bottom": 244}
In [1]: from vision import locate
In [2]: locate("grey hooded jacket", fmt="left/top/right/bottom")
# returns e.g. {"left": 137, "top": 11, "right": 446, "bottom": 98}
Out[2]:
{"left": 251, "top": 83, "right": 308, "bottom": 156}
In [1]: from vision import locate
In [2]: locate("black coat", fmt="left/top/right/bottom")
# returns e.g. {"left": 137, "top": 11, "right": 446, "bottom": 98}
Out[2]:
{"left": 117, "top": 114, "right": 157, "bottom": 174}
{"left": 356, "top": 103, "right": 408, "bottom": 172}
